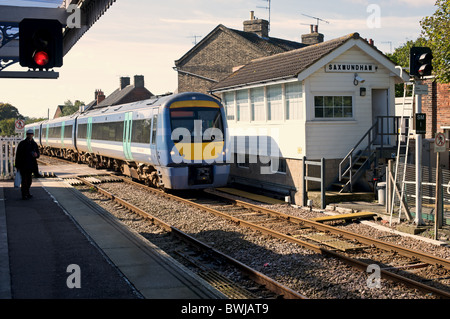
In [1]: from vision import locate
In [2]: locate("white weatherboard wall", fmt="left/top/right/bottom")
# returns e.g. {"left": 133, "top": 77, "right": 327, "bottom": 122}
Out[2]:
{"left": 304, "top": 46, "right": 396, "bottom": 160}
{"left": 225, "top": 45, "right": 398, "bottom": 162}
{"left": 226, "top": 79, "right": 306, "bottom": 160}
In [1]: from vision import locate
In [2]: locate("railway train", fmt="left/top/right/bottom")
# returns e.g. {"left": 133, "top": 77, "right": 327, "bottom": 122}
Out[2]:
{"left": 25, "top": 92, "right": 230, "bottom": 190}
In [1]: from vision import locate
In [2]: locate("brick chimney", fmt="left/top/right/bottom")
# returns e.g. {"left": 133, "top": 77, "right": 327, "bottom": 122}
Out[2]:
{"left": 301, "top": 24, "right": 324, "bottom": 45}
{"left": 134, "top": 75, "right": 145, "bottom": 88}
{"left": 243, "top": 11, "right": 269, "bottom": 38}
{"left": 96, "top": 89, "right": 105, "bottom": 104}
{"left": 120, "top": 76, "right": 130, "bottom": 90}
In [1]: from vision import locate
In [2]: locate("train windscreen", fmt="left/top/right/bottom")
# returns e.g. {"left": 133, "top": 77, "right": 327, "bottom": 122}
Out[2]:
{"left": 170, "top": 107, "right": 224, "bottom": 143}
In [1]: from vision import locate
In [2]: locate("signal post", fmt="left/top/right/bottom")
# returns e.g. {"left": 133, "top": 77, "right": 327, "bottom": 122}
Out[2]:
{"left": 409, "top": 47, "right": 433, "bottom": 226}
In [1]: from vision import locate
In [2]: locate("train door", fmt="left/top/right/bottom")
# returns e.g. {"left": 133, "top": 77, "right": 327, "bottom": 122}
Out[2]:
{"left": 61, "top": 121, "right": 65, "bottom": 148}
{"left": 87, "top": 117, "right": 93, "bottom": 153}
{"left": 45, "top": 123, "right": 49, "bottom": 147}
{"left": 123, "top": 112, "right": 133, "bottom": 161}
{"left": 150, "top": 112, "right": 159, "bottom": 165}
{"left": 73, "top": 118, "right": 78, "bottom": 151}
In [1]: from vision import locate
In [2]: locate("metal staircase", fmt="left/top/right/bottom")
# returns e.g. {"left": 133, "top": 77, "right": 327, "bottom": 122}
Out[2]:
{"left": 334, "top": 120, "right": 379, "bottom": 193}
{"left": 335, "top": 114, "right": 410, "bottom": 194}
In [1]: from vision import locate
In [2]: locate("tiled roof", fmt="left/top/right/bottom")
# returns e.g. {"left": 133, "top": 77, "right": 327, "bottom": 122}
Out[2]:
{"left": 175, "top": 24, "right": 305, "bottom": 67}
{"left": 211, "top": 33, "right": 360, "bottom": 91}
{"left": 91, "top": 85, "right": 153, "bottom": 109}
{"left": 95, "top": 85, "right": 135, "bottom": 108}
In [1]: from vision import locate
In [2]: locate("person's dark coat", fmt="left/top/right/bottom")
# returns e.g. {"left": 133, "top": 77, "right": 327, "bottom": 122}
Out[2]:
{"left": 15, "top": 138, "right": 40, "bottom": 174}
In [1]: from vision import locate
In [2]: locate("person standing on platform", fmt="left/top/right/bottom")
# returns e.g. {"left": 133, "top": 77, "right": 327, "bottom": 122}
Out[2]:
{"left": 15, "top": 129, "right": 40, "bottom": 200}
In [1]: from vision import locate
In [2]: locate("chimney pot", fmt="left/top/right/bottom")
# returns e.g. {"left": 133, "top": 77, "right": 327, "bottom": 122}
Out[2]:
{"left": 243, "top": 17, "right": 269, "bottom": 38}
{"left": 302, "top": 25, "right": 324, "bottom": 45}
{"left": 134, "top": 75, "right": 145, "bottom": 88}
{"left": 120, "top": 77, "right": 130, "bottom": 90}
{"left": 97, "top": 90, "right": 105, "bottom": 104}
{"left": 250, "top": 11, "right": 254, "bottom": 20}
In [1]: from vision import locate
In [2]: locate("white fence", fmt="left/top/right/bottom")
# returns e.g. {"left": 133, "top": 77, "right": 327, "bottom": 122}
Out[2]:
{"left": 0, "top": 136, "right": 22, "bottom": 180}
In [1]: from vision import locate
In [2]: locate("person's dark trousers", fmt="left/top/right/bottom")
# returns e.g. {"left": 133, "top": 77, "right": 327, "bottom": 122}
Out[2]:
{"left": 20, "top": 169, "right": 33, "bottom": 199}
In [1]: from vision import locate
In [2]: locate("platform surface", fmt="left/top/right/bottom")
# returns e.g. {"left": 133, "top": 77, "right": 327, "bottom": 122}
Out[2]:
{"left": 0, "top": 177, "right": 224, "bottom": 299}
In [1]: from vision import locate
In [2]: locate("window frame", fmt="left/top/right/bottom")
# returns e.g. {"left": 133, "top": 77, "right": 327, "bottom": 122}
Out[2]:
{"left": 313, "top": 94, "right": 354, "bottom": 120}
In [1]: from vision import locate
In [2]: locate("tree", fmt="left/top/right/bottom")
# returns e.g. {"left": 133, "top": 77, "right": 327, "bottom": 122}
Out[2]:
{"left": 25, "top": 117, "right": 47, "bottom": 125}
{"left": 420, "top": 0, "right": 450, "bottom": 83}
{"left": 0, "top": 103, "right": 25, "bottom": 136}
{"left": 61, "top": 100, "right": 84, "bottom": 117}
{"left": 386, "top": 38, "right": 429, "bottom": 69}
{"left": 387, "top": 38, "right": 429, "bottom": 97}
{"left": 0, "top": 118, "right": 17, "bottom": 136}
{"left": 0, "top": 103, "right": 23, "bottom": 121}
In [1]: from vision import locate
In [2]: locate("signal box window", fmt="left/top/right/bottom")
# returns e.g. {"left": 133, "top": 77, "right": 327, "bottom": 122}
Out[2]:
{"left": 314, "top": 96, "right": 353, "bottom": 119}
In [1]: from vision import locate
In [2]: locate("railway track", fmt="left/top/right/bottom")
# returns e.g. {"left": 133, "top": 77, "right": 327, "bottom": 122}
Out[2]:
{"left": 62, "top": 173, "right": 450, "bottom": 298}
{"left": 71, "top": 175, "right": 307, "bottom": 299}
{"left": 37, "top": 156, "right": 450, "bottom": 298}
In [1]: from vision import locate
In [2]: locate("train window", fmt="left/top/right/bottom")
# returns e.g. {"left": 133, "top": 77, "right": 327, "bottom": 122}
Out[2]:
{"left": 132, "top": 119, "right": 151, "bottom": 144}
{"left": 78, "top": 123, "right": 87, "bottom": 139}
{"left": 91, "top": 121, "right": 123, "bottom": 142}
{"left": 48, "top": 126, "right": 61, "bottom": 138}
{"left": 151, "top": 115, "right": 158, "bottom": 145}
{"left": 64, "top": 125, "right": 73, "bottom": 138}
{"left": 170, "top": 107, "right": 223, "bottom": 142}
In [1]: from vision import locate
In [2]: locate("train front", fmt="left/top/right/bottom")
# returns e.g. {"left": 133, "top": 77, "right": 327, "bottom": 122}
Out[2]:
{"left": 158, "top": 93, "right": 230, "bottom": 189}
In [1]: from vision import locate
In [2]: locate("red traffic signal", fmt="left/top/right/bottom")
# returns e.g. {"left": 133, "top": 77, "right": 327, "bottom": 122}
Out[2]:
{"left": 410, "top": 47, "right": 433, "bottom": 78}
{"left": 33, "top": 51, "right": 50, "bottom": 66}
{"left": 418, "top": 52, "right": 433, "bottom": 77}
{"left": 19, "top": 19, "right": 63, "bottom": 70}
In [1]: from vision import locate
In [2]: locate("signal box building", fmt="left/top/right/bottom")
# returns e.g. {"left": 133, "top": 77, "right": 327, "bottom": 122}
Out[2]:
{"left": 211, "top": 32, "right": 409, "bottom": 205}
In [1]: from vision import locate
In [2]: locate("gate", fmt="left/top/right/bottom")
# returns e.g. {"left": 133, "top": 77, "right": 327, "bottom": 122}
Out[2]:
{"left": 388, "top": 161, "right": 450, "bottom": 227}
{"left": 0, "top": 136, "right": 21, "bottom": 180}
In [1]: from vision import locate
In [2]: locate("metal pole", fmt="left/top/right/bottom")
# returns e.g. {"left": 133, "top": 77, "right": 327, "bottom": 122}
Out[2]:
{"left": 303, "top": 156, "right": 307, "bottom": 207}
{"left": 415, "top": 83, "right": 423, "bottom": 226}
{"left": 321, "top": 158, "right": 326, "bottom": 209}
{"left": 434, "top": 151, "right": 441, "bottom": 240}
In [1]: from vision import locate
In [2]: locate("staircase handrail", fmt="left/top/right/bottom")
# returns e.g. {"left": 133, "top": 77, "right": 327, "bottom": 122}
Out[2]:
{"left": 339, "top": 119, "right": 378, "bottom": 183}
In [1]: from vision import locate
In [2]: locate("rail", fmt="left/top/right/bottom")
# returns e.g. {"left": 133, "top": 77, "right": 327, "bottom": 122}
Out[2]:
{"left": 84, "top": 175, "right": 450, "bottom": 298}
{"left": 78, "top": 177, "right": 307, "bottom": 300}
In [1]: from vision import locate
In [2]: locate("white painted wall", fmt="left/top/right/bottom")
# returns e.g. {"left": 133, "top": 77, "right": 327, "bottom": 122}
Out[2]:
{"left": 224, "top": 44, "right": 400, "bottom": 162}
{"left": 304, "top": 46, "right": 396, "bottom": 159}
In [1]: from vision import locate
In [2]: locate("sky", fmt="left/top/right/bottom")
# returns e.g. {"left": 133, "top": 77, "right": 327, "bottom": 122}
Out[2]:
{"left": 0, "top": 0, "right": 439, "bottom": 119}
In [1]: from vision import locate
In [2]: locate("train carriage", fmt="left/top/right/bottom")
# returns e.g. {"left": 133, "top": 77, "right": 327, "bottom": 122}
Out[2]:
{"left": 39, "top": 113, "right": 77, "bottom": 160}
{"left": 26, "top": 92, "right": 230, "bottom": 190}
{"left": 26, "top": 121, "right": 45, "bottom": 147}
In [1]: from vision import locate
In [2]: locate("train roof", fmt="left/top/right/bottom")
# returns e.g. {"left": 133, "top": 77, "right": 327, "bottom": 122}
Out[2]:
{"left": 77, "top": 92, "right": 222, "bottom": 118}
{"left": 39, "top": 92, "right": 223, "bottom": 126}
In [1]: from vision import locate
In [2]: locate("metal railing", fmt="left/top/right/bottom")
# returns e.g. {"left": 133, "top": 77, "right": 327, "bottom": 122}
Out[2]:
{"left": 338, "top": 116, "right": 409, "bottom": 192}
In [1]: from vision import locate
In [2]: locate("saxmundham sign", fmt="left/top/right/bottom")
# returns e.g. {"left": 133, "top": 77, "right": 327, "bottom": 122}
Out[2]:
{"left": 325, "top": 63, "right": 377, "bottom": 73}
